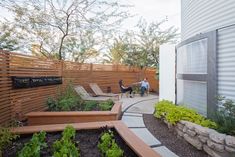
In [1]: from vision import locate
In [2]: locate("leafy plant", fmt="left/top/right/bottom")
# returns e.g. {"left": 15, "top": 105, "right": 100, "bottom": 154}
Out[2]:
{"left": 132, "top": 86, "right": 140, "bottom": 94}
{"left": 18, "top": 131, "right": 47, "bottom": 157}
{"left": 154, "top": 100, "right": 217, "bottom": 129}
{"left": 214, "top": 96, "right": 235, "bottom": 135}
{"left": 106, "top": 141, "right": 124, "bottom": 157}
{"left": 47, "top": 97, "right": 58, "bottom": 110}
{"left": 58, "top": 97, "right": 78, "bottom": 111}
{"left": 83, "top": 101, "right": 98, "bottom": 111}
{"left": 47, "top": 83, "right": 81, "bottom": 111}
{"left": 0, "top": 127, "right": 18, "bottom": 156}
{"left": 98, "top": 130, "right": 123, "bottom": 157}
{"left": 52, "top": 125, "right": 80, "bottom": 157}
{"left": 98, "top": 100, "right": 114, "bottom": 111}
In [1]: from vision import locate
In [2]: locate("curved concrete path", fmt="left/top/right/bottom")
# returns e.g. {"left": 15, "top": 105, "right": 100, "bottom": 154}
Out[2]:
{"left": 120, "top": 95, "right": 179, "bottom": 157}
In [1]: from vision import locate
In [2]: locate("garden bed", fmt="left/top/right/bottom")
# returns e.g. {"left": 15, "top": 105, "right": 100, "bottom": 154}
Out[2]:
{"left": 26, "top": 102, "right": 122, "bottom": 125}
{"left": 152, "top": 100, "right": 235, "bottom": 157}
{"left": 6, "top": 121, "right": 160, "bottom": 157}
{"left": 144, "top": 114, "right": 210, "bottom": 157}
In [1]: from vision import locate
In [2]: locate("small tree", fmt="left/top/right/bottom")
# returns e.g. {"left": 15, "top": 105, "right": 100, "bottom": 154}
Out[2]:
{"left": 103, "top": 37, "right": 128, "bottom": 64}
{"left": 115, "top": 18, "right": 179, "bottom": 68}
{"left": 0, "top": 22, "right": 21, "bottom": 51}
{"left": 136, "top": 18, "right": 178, "bottom": 67}
{"left": 1, "top": 0, "right": 131, "bottom": 60}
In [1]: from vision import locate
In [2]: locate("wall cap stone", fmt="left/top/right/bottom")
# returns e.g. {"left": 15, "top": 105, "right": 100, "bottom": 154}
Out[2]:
{"left": 195, "top": 125, "right": 214, "bottom": 137}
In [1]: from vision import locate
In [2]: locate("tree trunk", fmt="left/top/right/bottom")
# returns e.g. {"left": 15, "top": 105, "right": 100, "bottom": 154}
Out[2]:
{"left": 58, "top": 35, "right": 66, "bottom": 60}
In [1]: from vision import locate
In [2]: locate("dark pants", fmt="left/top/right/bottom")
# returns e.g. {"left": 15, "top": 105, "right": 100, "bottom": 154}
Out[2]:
{"left": 121, "top": 87, "right": 133, "bottom": 94}
{"left": 141, "top": 86, "right": 147, "bottom": 96}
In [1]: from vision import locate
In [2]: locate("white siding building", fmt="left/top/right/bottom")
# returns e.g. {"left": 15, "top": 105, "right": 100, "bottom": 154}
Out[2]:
{"left": 176, "top": 0, "right": 235, "bottom": 117}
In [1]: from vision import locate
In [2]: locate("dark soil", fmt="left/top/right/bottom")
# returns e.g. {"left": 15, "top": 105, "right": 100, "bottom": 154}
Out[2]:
{"left": 143, "top": 114, "right": 210, "bottom": 157}
{"left": 3, "top": 128, "right": 137, "bottom": 157}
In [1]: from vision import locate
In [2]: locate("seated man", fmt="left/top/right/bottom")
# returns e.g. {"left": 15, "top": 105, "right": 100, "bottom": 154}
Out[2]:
{"left": 138, "top": 78, "right": 150, "bottom": 96}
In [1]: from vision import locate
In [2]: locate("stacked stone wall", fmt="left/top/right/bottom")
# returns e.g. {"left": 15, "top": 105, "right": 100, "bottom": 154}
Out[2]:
{"left": 166, "top": 120, "right": 235, "bottom": 157}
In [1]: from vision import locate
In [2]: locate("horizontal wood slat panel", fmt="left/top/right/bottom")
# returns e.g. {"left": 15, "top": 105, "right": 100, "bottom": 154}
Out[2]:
{"left": 0, "top": 50, "right": 158, "bottom": 125}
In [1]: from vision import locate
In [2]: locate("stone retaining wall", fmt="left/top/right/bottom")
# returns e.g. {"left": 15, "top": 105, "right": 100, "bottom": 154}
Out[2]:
{"left": 171, "top": 120, "right": 235, "bottom": 157}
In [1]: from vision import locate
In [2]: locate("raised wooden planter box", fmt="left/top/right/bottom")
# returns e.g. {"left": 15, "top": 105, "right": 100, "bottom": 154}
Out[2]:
{"left": 26, "top": 103, "right": 122, "bottom": 125}
{"left": 11, "top": 121, "right": 161, "bottom": 157}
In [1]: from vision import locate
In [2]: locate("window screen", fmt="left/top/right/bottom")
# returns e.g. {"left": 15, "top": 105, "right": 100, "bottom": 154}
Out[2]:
{"left": 177, "top": 39, "right": 208, "bottom": 74}
{"left": 177, "top": 80, "right": 207, "bottom": 116}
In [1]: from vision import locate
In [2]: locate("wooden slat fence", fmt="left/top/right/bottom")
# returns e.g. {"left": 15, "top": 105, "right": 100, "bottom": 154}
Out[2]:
{"left": 0, "top": 50, "right": 158, "bottom": 125}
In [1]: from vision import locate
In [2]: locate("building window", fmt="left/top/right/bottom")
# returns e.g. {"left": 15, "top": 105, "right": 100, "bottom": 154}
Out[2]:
{"left": 176, "top": 31, "right": 217, "bottom": 118}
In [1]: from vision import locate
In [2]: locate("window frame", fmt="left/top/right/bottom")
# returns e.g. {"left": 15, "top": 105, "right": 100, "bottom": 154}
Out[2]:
{"left": 176, "top": 30, "right": 217, "bottom": 118}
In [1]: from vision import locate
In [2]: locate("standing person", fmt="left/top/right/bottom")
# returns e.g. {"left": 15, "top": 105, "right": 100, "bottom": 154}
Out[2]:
{"left": 118, "top": 80, "right": 133, "bottom": 98}
{"left": 135, "top": 78, "right": 150, "bottom": 96}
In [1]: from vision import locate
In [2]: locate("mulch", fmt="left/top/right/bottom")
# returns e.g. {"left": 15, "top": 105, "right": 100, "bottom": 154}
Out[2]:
{"left": 143, "top": 114, "right": 210, "bottom": 157}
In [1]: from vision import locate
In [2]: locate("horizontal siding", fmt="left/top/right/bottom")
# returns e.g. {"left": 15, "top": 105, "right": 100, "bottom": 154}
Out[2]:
{"left": 181, "top": 0, "right": 235, "bottom": 40}
{"left": 217, "top": 25, "right": 235, "bottom": 101}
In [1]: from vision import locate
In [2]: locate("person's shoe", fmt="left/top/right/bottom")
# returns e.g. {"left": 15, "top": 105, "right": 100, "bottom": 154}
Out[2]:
{"left": 130, "top": 96, "right": 133, "bottom": 98}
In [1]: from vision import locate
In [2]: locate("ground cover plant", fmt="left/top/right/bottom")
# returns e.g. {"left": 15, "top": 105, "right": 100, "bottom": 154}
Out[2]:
{"left": 0, "top": 127, "right": 18, "bottom": 157}
{"left": 214, "top": 96, "right": 235, "bottom": 135}
{"left": 2, "top": 126, "right": 137, "bottom": 157}
{"left": 154, "top": 100, "right": 217, "bottom": 128}
{"left": 47, "top": 84, "right": 114, "bottom": 112}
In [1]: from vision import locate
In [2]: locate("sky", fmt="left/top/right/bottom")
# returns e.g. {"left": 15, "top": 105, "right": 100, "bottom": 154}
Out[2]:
{"left": 0, "top": 0, "right": 181, "bottom": 31}
{"left": 121, "top": 0, "right": 181, "bottom": 31}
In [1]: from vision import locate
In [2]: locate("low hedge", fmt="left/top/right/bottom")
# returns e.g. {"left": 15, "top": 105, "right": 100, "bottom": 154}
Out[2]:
{"left": 154, "top": 100, "right": 217, "bottom": 129}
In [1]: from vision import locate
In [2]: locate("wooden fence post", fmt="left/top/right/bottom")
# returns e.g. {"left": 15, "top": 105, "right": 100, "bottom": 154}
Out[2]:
{"left": 0, "top": 51, "right": 12, "bottom": 125}
{"left": 90, "top": 63, "right": 93, "bottom": 72}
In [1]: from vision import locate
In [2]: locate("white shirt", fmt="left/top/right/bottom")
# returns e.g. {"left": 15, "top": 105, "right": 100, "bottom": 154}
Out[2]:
{"left": 141, "top": 81, "right": 150, "bottom": 89}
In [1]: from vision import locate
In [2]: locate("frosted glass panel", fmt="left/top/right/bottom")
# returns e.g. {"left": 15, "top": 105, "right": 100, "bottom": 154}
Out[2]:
{"left": 177, "top": 80, "right": 207, "bottom": 116}
{"left": 177, "top": 38, "right": 208, "bottom": 74}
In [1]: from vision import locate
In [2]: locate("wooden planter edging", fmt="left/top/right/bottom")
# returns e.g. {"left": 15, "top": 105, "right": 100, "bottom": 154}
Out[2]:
{"left": 26, "top": 103, "right": 122, "bottom": 126}
{"left": 11, "top": 121, "right": 161, "bottom": 157}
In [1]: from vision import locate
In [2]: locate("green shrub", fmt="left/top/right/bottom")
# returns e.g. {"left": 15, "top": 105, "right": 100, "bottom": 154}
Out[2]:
{"left": 18, "top": 131, "right": 47, "bottom": 157}
{"left": 83, "top": 101, "right": 98, "bottom": 111}
{"left": 47, "top": 97, "right": 58, "bottom": 110}
{"left": 57, "top": 97, "right": 78, "bottom": 111}
{"left": 214, "top": 96, "right": 235, "bottom": 135}
{"left": 52, "top": 125, "right": 80, "bottom": 157}
{"left": 98, "top": 130, "right": 123, "bottom": 157}
{"left": 154, "top": 100, "right": 217, "bottom": 129}
{"left": 0, "top": 127, "right": 18, "bottom": 156}
{"left": 47, "top": 83, "right": 81, "bottom": 111}
{"left": 98, "top": 99, "right": 114, "bottom": 111}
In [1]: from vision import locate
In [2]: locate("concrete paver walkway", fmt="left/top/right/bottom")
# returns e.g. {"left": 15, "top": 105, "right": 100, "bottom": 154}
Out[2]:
{"left": 121, "top": 95, "right": 179, "bottom": 157}
{"left": 122, "top": 116, "right": 145, "bottom": 128}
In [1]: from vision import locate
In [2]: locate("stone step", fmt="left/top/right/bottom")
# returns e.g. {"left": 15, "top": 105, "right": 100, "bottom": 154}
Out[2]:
{"left": 153, "top": 146, "right": 179, "bottom": 157}
{"left": 130, "top": 128, "right": 161, "bottom": 146}
{"left": 121, "top": 116, "right": 145, "bottom": 128}
{"left": 123, "top": 112, "right": 143, "bottom": 117}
